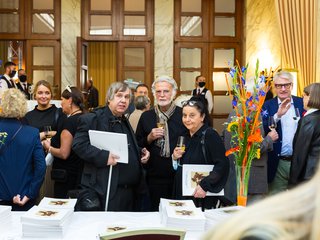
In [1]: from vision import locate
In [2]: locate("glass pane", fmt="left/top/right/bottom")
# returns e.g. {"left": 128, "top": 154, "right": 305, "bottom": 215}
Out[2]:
{"left": 180, "top": 71, "right": 200, "bottom": 91}
{"left": 215, "top": 17, "right": 235, "bottom": 36}
{"left": 33, "top": 0, "right": 53, "bottom": 10}
{"left": 181, "top": 0, "right": 201, "bottom": 12}
{"left": 214, "top": 95, "right": 233, "bottom": 113}
{"left": 214, "top": 49, "right": 234, "bottom": 68}
{"left": 82, "top": 45, "right": 87, "bottom": 66}
{"left": 181, "top": 16, "right": 202, "bottom": 36}
{"left": 33, "top": 47, "right": 54, "bottom": 66}
{"left": 124, "top": 48, "right": 145, "bottom": 67}
{"left": 32, "top": 13, "right": 54, "bottom": 34}
{"left": 180, "top": 48, "right": 201, "bottom": 68}
{"left": 124, "top": 0, "right": 145, "bottom": 11}
{"left": 33, "top": 70, "right": 54, "bottom": 85}
{"left": 124, "top": 71, "right": 145, "bottom": 82}
{"left": 0, "top": 0, "right": 19, "bottom": 8}
{"left": 90, "top": 15, "right": 112, "bottom": 35}
{"left": 213, "top": 118, "right": 227, "bottom": 135}
{"left": 124, "top": 16, "right": 145, "bottom": 35}
{"left": 0, "top": 14, "right": 19, "bottom": 33}
{"left": 213, "top": 72, "right": 230, "bottom": 90}
{"left": 215, "top": 0, "right": 235, "bottom": 13}
{"left": 91, "top": 0, "right": 111, "bottom": 11}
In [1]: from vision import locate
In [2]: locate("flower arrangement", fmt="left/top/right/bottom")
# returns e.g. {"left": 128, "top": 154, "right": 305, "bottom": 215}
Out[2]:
{"left": 225, "top": 60, "right": 274, "bottom": 206}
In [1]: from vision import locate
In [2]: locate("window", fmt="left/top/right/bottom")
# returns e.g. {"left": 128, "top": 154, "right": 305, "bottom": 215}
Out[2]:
{"left": 174, "top": 0, "right": 243, "bottom": 133}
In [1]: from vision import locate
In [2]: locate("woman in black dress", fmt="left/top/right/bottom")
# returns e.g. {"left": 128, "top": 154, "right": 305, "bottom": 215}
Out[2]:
{"left": 172, "top": 96, "right": 229, "bottom": 209}
{"left": 43, "top": 86, "right": 85, "bottom": 198}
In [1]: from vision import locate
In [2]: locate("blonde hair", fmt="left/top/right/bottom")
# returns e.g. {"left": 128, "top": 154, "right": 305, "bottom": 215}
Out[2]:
{"left": 0, "top": 88, "right": 28, "bottom": 118}
{"left": 203, "top": 167, "right": 320, "bottom": 240}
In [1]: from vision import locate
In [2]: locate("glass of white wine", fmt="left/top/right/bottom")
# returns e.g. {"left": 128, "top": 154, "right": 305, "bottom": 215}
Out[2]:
{"left": 157, "top": 119, "right": 165, "bottom": 129}
{"left": 268, "top": 116, "right": 277, "bottom": 130}
{"left": 44, "top": 126, "right": 52, "bottom": 140}
{"left": 176, "top": 136, "right": 186, "bottom": 152}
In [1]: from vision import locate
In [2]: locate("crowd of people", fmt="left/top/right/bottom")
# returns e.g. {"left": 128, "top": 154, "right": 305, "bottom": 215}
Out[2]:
{"left": 0, "top": 62, "right": 320, "bottom": 237}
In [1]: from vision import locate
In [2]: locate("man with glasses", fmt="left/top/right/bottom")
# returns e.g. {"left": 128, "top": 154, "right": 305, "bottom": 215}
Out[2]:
{"left": 136, "top": 76, "right": 187, "bottom": 211}
{"left": 262, "top": 71, "right": 304, "bottom": 195}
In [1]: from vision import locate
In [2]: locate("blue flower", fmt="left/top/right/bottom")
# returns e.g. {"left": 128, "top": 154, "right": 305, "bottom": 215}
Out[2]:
{"left": 261, "top": 109, "right": 268, "bottom": 118}
{"left": 241, "top": 76, "right": 246, "bottom": 85}
{"left": 230, "top": 68, "right": 236, "bottom": 78}
{"left": 260, "top": 75, "right": 266, "bottom": 83}
{"left": 259, "top": 90, "right": 266, "bottom": 96}
{"left": 241, "top": 66, "right": 247, "bottom": 72}
{"left": 246, "top": 117, "right": 251, "bottom": 122}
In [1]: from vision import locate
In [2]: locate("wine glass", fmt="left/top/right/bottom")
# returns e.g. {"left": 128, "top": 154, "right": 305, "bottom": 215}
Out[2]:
{"left": 157, "top": 118, "right": 165, "bottom": 129}
{"left": 293, "top": 108, "right": 300, "bottom": 121}
{"left": 44, "top": 126, "right": 52, "bottom": 140}
{"left": 28, "top": 85, "right": 33, "bottom": 100}
{"left": 268, "top": 116, "right": 277, "bottom": 130}
{"left": 176, "top": 136, "right": 186, "bottom": 152}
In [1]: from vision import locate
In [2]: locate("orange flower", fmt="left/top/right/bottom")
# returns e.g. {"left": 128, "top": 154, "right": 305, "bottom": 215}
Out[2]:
{"left": 225, "top": 146, "right": 240, "bottom": 156}
{"left": 248, "top": 129, "right": 263, "bottom": 143}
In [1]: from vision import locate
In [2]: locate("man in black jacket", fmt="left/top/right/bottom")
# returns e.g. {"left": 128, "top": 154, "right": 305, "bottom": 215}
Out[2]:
{"left": 87, "top": 78, "right": 99, "bottom": 110}
{"left": 72, "top": 82, "right": 149, "bottom": 211}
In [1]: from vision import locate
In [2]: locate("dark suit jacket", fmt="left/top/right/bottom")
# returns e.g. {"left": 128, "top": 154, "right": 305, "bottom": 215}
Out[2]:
{"left": 72, "top": 106, "right": 143, "bottom": 210}
{"left": 16, "top": 82, "right": 32, "bottom": 100}
{"left": 87, "top": 86, "right": 99, "bottom": 108}
{"left": 289, "top": 110, "right": 320, "bottom": 186}
{"left": 262, "top": 96, "right": 304, "bottom": 182}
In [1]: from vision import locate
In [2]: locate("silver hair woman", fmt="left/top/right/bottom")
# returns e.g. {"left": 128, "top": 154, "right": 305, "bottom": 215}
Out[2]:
{"left": 203, "top": 162, "right": 320, "bottom": 240}
{"left": 0, "top": 88, "right": 28, "bottom": 118}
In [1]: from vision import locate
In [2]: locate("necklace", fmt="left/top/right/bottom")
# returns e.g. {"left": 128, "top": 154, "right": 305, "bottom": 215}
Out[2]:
{"left": 69, "top": 109, "right": 81, "bottom": 116}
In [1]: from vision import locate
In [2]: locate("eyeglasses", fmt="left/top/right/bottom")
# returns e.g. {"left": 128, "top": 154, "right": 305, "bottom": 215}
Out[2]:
{"left": 66, "top": 86, "right": 72, "bottom": 93}
{"left": 181, "top": 100, "right": 204, "bottom": 108}
{"left": 274, "top": 83, "right": 292, "bottom": 89}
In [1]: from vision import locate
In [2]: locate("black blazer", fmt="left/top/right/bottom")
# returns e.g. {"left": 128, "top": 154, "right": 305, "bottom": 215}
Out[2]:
{"left": 289, "top": 110, "right": 320, "bottom": 186}
{"left": 16, "top": 82, "right": 32, "bottom": 100}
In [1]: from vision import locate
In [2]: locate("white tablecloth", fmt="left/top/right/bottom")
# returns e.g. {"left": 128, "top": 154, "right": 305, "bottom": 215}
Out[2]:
{"left": 0, "top": 212, "right": 209, "bottom": 240}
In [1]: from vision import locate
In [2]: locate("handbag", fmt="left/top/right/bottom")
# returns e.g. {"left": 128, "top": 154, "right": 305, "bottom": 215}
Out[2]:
{"left": 71, "top": 187, "right": 102, "bottom": 211}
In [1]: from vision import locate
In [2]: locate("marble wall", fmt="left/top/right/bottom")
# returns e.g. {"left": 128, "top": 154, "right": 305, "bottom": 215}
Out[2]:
{"left": 60, "top": 0, "right": 81, "bottom": 89}
{"left": 154, "top": 0, "right": 174, "bottom": 78}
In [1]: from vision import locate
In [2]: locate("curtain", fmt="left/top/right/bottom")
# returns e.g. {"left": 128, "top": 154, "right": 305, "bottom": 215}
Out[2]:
{"left": 275, "top": 0, "right": 317, "bottom": 95}
{"left": 88, "top": 42, "right": 117, "bottom": 106}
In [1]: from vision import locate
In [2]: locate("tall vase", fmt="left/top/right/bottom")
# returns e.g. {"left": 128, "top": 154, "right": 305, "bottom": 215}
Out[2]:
{"left": 236, "top": 165, "right": 250, "bottom": 207}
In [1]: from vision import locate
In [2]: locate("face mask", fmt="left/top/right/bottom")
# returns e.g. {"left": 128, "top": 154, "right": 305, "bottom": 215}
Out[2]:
{"left": 19, "top": 75, "right": 27, "bottom": 82}
{"left": 9, "top": 70, "right": 16, "bottom": 78}
{"left": 198, "top": 82, "right": 205, "bottom": 88}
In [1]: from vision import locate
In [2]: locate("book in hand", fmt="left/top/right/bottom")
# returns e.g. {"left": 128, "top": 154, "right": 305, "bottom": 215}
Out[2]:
{"left": 21, "top": 206, "right": 73, "bottom": 226}
{"left": 38, "top": 197, "right": 77, "bottom": 209}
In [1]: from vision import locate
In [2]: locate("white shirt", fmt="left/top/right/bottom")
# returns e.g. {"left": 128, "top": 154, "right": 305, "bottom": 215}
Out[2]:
{"left": 192, "top": 87, "right": 213, "bottom": 114}
{"left": 304, "top": 108, "right": 318, "bottom": 116}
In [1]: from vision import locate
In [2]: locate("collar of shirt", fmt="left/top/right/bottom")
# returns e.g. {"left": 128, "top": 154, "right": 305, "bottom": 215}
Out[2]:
{"left": 3, "top": 74, "right": 10, "bottom": 80}
{"left": 277, "top": 97, "right": 293, "bottom": 106}
{"left": 304, "top": 108, "right": 319, "bottom": 116}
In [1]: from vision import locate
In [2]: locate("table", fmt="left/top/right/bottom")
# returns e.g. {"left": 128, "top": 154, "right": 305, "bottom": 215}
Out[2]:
{"left": 0, "top": 212, "right": 210, "bottom": 240}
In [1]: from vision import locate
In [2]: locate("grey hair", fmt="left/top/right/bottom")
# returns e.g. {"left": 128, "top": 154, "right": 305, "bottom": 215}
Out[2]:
{"left": 0, "top": 88, "right": 27, "bottom": 118}
{"left": 273, "top": 71, "right": 294, "bottom": 83}
{"left": 151, "top": 75, "right": 178, "bottom": 97}
{"left": 134, "top": 95, "right": 150, "bottom": 110}
{"left": 106, "top": 81, "right": 131, "bottom": 104}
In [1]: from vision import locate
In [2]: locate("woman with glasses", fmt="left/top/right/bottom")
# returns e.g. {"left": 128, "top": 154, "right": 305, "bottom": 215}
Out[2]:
{"left": 43, "top": 86, "right": 85, "bottom": 198}
{"left": 171, "top": 96, "right": 229, "bottom": 209}
{"left": 289, "top": 83, "right": 320, "bottom": 187}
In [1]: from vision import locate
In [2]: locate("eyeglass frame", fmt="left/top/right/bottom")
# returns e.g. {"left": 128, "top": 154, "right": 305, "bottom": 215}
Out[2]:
{"left": 274, "top": 83, "right": 292, "bottom": 89}
{"left": 181, "top": 100, "right": 204, "bottom": 108}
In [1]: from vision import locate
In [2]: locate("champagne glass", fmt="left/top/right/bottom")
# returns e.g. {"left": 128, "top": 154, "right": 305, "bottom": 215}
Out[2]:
{"left": 28, "top": 85, "right": 33, "bottom": 100}
{"left": 176, "top": 136, "right": 186, "bottom": 152}
{"left": 157, "top": 118, "right": 165, "bottom": 129}
{"left": 268, "top": 116, "right": 277, "bottom": 130}
{"left": 293, "top": 108, "right": 300, "bottom": 121}
{"left": 44, "top": 126, "right": 52, "bottom": 140}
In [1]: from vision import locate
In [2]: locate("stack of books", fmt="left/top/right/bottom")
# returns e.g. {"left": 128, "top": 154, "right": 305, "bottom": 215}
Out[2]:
{"left": 0, "top": 205, "right": 11, "bottom": 229}
{"left": 159, "top": 198, "right": 206, "bottom": 231}
{"left": 204, "top": 206, "right": 244, "bottom": 230}
{"left": 21, "top": 197, "right": 77, "bottom": 238}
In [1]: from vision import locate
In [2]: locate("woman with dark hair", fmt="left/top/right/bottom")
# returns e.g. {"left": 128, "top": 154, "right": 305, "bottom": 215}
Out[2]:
{"left": 171, "top": 96, "right": 229, "bottom": 209}
{"left": 43, "top": 86, "right": 86, "bottom": 198}
{"left": 289, "top": 83, "right": 320, "bottom": 186}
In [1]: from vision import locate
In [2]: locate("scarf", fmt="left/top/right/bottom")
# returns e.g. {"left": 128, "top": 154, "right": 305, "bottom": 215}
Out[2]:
{"left": 154, "top": 102, "right": 176, "bottom": 157}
